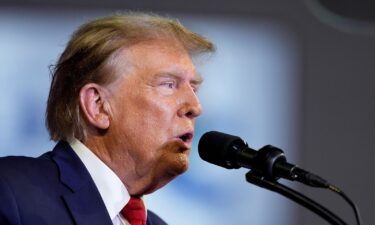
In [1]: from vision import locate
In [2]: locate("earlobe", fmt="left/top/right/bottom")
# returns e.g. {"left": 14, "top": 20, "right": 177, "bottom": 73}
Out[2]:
{"left": 79, "top": 84, "right": 111, "bottom": 130}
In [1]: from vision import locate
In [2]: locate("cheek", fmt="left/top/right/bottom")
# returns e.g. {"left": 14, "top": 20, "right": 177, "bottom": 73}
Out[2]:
{"left": 109, "top": 88, "right": 180, "bottom": 151}
{"left": 120, "top": 97, "right": 177, "bottom": 146}
{"left": 134, "top": 97, "right": 177, "bottom": 128}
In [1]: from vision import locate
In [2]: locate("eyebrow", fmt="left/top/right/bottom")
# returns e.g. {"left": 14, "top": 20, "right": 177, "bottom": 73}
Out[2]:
{"left": 157, "top": 72, "right": 203, "bottom": 85}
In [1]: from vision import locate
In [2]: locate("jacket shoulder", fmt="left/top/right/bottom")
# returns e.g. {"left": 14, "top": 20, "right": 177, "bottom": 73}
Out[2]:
{"left": 0, "top": 153, "right": 55, "bottom": 178}
{"left": 0, "top": 154, "right": 56, "bottom": 225}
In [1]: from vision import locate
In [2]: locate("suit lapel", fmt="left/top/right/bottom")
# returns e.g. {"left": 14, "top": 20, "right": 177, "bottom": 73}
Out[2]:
{"left": 62, "top": 184, "right": 113, "bottom": 225}
{"left": 146, "top": 212, "right": 153, "bottom": 225}
{"left": 51, "top": 141, "right": 112, "bottom": 225}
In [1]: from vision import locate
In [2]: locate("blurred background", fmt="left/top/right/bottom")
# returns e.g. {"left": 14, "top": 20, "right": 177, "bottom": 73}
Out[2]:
{"left": 0, "top": 0, "right": 374, "bottom": 225}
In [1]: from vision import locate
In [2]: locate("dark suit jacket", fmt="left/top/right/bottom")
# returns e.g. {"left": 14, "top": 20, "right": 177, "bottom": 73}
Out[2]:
{"left": 0, "top": 141, "right": 167, "bottom": 225}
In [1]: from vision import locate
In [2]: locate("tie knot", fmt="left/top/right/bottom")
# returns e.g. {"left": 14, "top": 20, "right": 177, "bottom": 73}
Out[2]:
{"left": 121, "top": 197, "right": 146, "bottom": 225}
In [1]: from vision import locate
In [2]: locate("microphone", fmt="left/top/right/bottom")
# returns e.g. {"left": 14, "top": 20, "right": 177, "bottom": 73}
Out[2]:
{"left": 198, "top": 131, "right": 329, "bottom": 188}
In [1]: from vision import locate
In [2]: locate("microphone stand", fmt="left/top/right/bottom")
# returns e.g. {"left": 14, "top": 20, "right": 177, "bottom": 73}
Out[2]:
{"left": 246, "top": 171, "right": 348, "bottom": 225}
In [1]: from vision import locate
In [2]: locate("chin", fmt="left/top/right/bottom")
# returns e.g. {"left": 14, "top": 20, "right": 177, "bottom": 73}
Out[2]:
{"left": 173, "top": 154, "right": 190, "bottom": 174}
{"left": 144, "top": 161, "right": 189, "bottom": 195}
{"left": 165, "top": 160, "right": 189, "bottom": 182}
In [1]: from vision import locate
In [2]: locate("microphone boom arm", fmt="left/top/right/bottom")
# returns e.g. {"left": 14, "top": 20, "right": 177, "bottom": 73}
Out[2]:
{"left": 246, "top": 171, "right": 348, "bottom": 225}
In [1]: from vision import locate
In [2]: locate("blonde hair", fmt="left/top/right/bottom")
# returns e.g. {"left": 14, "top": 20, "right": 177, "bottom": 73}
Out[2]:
{"left": 46, "top": 12, "right": 214, "bottom": 141}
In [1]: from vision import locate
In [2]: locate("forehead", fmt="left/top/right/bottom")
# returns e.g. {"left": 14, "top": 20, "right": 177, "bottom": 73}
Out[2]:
{"left": 111, "top": 39, "right": 201, "bottom": 81}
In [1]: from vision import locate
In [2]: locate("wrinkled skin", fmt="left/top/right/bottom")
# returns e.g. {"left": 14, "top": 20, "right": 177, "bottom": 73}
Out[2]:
{"left": 84, "top": 39, "right": 203, "bottom": 195}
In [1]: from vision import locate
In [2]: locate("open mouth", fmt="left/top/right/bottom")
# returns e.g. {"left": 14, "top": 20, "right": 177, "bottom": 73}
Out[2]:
{"left": 178, "top": 133, "right": 193, "bottom": 143}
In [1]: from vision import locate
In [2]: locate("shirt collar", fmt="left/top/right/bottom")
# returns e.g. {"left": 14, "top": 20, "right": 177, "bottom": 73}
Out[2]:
{"left": 69, "top": 138, "right": 129, "bottom": 221}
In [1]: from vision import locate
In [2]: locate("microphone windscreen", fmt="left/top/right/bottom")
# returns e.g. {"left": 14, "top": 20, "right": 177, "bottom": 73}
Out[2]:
{"left": 198, "top": 131, "right": 243, "bottom": 169}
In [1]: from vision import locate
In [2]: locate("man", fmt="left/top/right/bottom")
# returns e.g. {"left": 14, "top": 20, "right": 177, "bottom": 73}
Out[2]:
{"left": 0, "top": 12, "right": 214, "bottom": 225}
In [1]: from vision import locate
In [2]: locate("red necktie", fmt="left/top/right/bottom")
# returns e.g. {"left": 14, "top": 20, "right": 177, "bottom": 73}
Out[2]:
{"left": 121, "top": 197, "right": 146, "bottom": 225}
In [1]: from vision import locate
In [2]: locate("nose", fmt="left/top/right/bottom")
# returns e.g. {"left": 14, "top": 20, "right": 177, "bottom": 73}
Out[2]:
{"left": 177, "top": 87, "right": 203, "bottom": 119}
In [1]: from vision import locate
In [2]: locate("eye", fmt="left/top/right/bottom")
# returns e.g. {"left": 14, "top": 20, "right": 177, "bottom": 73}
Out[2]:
{"left": 161, "top": 81, "right": 176, "bottom": 89}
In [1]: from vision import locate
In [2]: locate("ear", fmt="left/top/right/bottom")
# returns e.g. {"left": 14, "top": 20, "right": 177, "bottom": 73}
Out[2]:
{"left": 79, "top": 83, "right": 111, "bottom": 130}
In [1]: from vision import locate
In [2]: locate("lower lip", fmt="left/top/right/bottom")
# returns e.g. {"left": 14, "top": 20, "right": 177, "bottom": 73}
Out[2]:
{"left": 173, "top": 138, "right": 192, "bottom": 150}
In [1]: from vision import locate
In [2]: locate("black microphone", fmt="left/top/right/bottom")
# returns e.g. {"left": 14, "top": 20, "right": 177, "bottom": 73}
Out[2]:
{"left": 198, "top": 131, "right": 329, "bottom": 188}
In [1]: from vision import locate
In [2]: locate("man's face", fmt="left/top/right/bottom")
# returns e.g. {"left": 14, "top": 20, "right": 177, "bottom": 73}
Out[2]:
{"left": 105, "top": 39, "right": 203, "bottom": 194}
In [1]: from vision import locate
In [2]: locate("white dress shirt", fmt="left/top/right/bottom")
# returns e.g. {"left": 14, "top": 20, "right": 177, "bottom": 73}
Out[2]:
{"left": 69, "top": 139, "right": 136, "bottom": 225}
